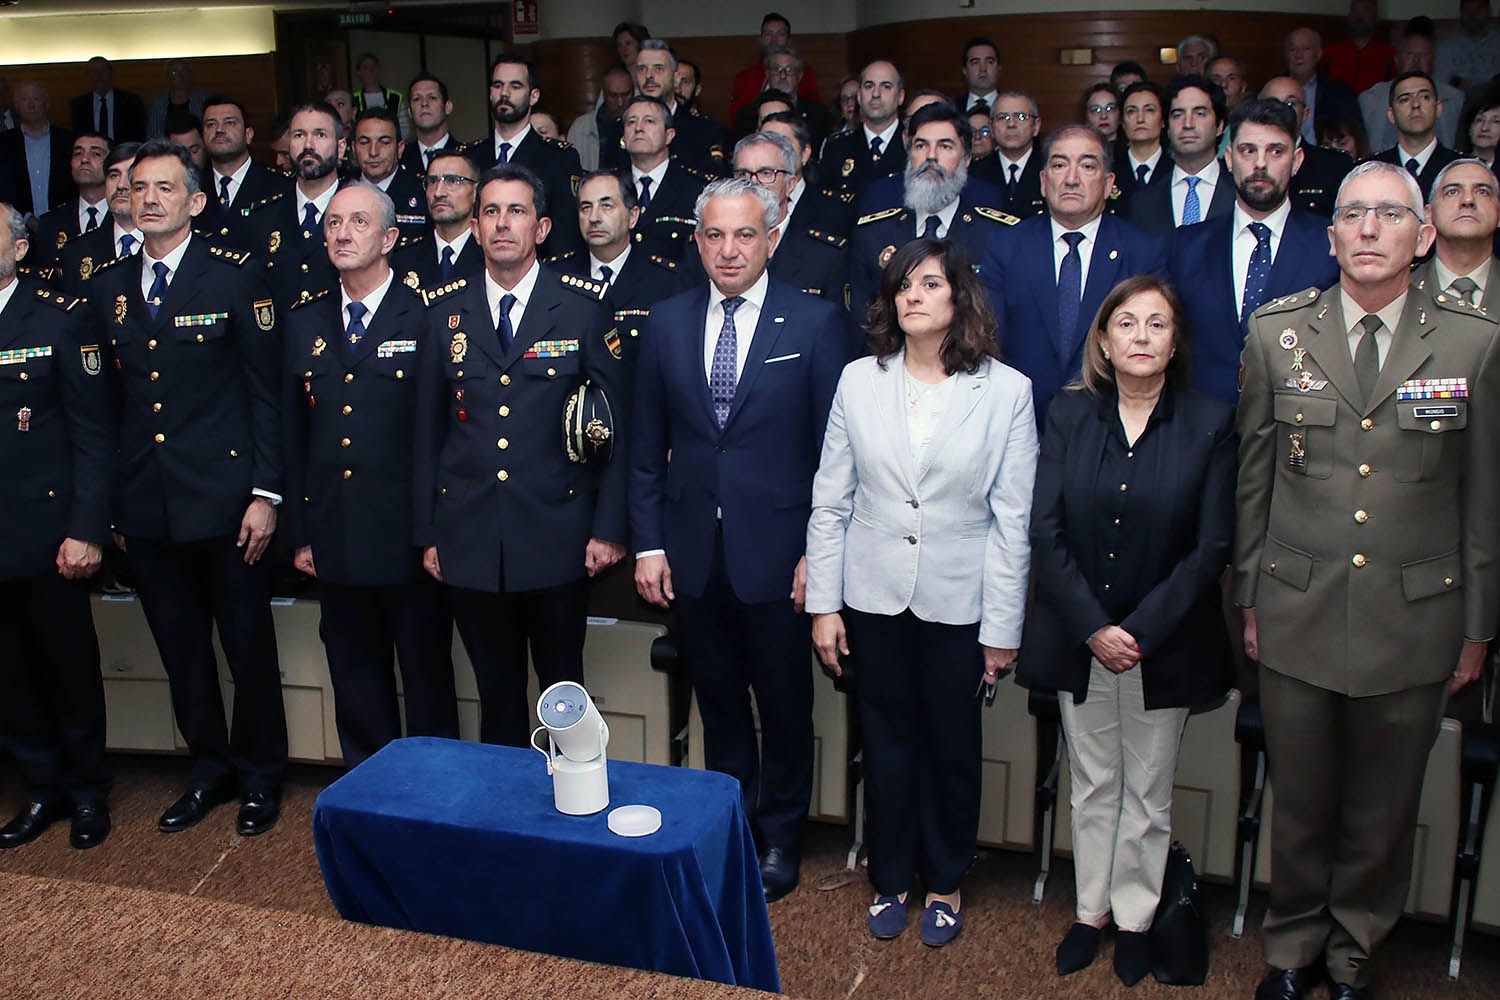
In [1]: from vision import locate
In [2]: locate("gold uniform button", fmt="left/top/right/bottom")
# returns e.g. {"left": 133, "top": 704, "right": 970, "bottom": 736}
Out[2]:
{"left": 1354, "top": 510, "right": 1369, "bottom": 524}
{"left": 149, "top": 371, "right": 159, "bottom": 381}
{"left": 1268, "top": 562, "right": 1277, "bottom": 573}
{"left": 153, "top": 433, "right": 165, "bottom": 443}
{"left": 1119, "top": 483, "right": 1128, "bottom": 492}
{"left": 546, "top": 366, "right": 556, "bottom": 376}
{"left": 1444, "top": 577, "right": 1455, "bottom": 587}
{"left": 500, "top": 374, "right": 511, "bottom": 385}
{"left": 344, "top": 373, "right": 354, "bottom": 383}
{"left": 497, "top": 469, "right": 509, "bottom": 482}
{"left": 47, "top": 490, "right": 56, "bottom": 499}
{"left": 152, "top": 402, "right": 162, "bottom": 412}
{"left": 18, "top": 372, "right": 27, "bottom": 381}
{"left": 1357, "top": 463, "right": 1371, "bottom": 478}
{"left": 342, "top": 469, "right": 352, "bottom": 480}
{"left": 497, "top": 438, "right": 509, "bottom": 450}
{"left": 1294, "top": 413, "right": 1304, "bottom": 424}
{"left": 147, "top": 338, "right": 158, "bottom": 349}
{"left": 300, "top": 263, "right": 310, "bottom": 272}
{"left": 1351, "top": 553, "right": 1367, "bottom": 568}
{"left": 499, "top": 405, "right": 510, "bottom": 417}
{"left": 342, "top": 405, "right": 352, "bottom": 415}
{"left": 1430, "top": 420, "right": 1442, "bottom": 431}
{"left": 195, "top": 334, "right": 204, "bottom": 343}
{"left": 340, "top": 437, "right": 351, "bottom": 448}
{"left": 1360, "top": 418, "right": 1374, "bottom": 431}
{"left": 229, "top": 449, "right": 238, "bottom": 457}
{"left": 395, "top": 369, "right": 404, "bottom": 379}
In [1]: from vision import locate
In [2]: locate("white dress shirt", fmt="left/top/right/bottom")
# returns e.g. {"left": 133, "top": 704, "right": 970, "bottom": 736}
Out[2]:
{"left": 863, "top": 120, "right": 900, "bottom": 155}
{"left": 965, "top": 89, "right": 999, "bottom": 111}
{"left": 912, "top": 198, "right": 961, "bottom": 240}
{"left": 113, "top": 222, "right": 143, "bottom": 257}
{"left": 0, "top": 276, "right": 18, "bottom": 316}
{"left": 211, "top": 157, "right": 252, "bottom": 207}
{"left": 418, "top": 133, "right": 451, "bottom": 165}
{"left": 493, "top": 124, "right": 532, "bottom": 162}
{"left": 1231, "top": 199, "right": 1291, "bottom": 316}
{"left": 703, "top": 268, "right": 768, "bottom": 381}
{"left": 484, "top": 259, "right": 540, "bottom": 334}
{"left": 1170, "top": 157, "right": 1222, "bottom": 226}
{"left": 76, "top": 197, "right": 108, "bottom": 233}
{"left": 340, "top": 270, "right": 394, "bottom": 336}
{"left": 1434, "top": 256, "right": 1492, "bottom": 308}
{"left": 589, "top": 243, "right": 631, "bottom": 284}
{"left": 371, "top": 171, "right": 397, "bottom": 192}
{"left": 434, "top": 227, "right": 472, "bottom": 267}
{"left": 998, "top": 144, "right": 1033, "bottom": 188}
{"left": 1050, "top": 214, "right": 1103, "bottom": 287}
{"left": 294, "top": 181, "right": 339, "bottom": 231}
{"left": 1127, "top": 146, "right": 1163, "bottom": 184}
{"left": 1340, "top": 288, "right": 1405, "bottom": 368}
{"left": 630, "top": 157, "right": 670, "bottom": 201}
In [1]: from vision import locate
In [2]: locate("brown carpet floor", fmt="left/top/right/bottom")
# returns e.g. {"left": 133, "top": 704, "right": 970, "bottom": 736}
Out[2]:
{"left": 1, "top": 753, "right": 1497, "bottom": 999}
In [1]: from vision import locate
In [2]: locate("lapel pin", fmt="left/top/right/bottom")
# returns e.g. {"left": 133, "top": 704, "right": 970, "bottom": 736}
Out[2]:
{"left": 1109, "top": 249, "right": 1119, "bottom": 260}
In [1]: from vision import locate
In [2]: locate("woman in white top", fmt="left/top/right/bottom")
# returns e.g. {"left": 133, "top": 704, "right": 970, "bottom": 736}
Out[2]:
{"left": 805, "top": 238, "right": 1037, "bottom": 946}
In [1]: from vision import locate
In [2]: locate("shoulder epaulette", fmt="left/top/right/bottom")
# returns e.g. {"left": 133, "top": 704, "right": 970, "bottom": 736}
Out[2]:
{"left": 857, "top": 207, "right": 903, "bottom": 226}
{"left": 543, "top": 250, "right": 579, "bottom": 265}
{"left": 206, "top": 245, "right": 252, "bottom": 266}
{"left": 34, "top": 287, "right": 82, "bottom": 311}
{"left": 291, "top": 287, "right": 332, "bottom": 310}
{"left": 539, "top": 133, "right": 572, "bottom": 150}
{"left": 89, "top": 254, "right": 130, "bottom": 278}
{"left": 1433, "top": 290, "right": 1491, "bottom": 319}
{"left": 558, "top": 272, "right": 607, "bottom": 301}
{"left": 973, "top": 206, "right": 1020, "bottom": 226}
{"left": 823, "top": 188, "right": 855, "bottom": 205}
{"left": 241, "top": 192, "right": 286, "bottom": 217}
{"left": 421, "top": 278, "right": 468, "bottom": 307}
{"left": 677, "top": 162, "right": 703, "bottom": 178}
{"left": 1254, "top": 286, "right": 1323, "bottom": 318}
{"left": 396, "top": 232, "right": 426, "bottom": 249}
{"left": 18, "top": 263, "right": 57, "bottom": 282}
{"left": 806, "top": 228, "right": 847, "bottom": 248}
{"left": 649, "top": 254, "right": 678, "bottom": 270}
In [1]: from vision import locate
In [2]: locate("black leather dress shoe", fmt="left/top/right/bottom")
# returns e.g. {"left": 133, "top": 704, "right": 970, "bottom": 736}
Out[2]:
{"left": 760, "top": 846, "right": 800, "bottom": 903}
{"left": 0, "top": 800, "right": 69, "bottom": 848}
{"left": 1255, "top": 966, "right": 1324, "bottom": 1000}
{"left": 1328, "top": 984, "right": 1373, "bottom": 1000}
{"left": 158, "top": 784, "right": 235, "bottom": 832}
{"left": 70, "top": 802, "right": 111, "bottom": 850}
{"left": 236, "top": 791, "right": 281, "bottom": 836}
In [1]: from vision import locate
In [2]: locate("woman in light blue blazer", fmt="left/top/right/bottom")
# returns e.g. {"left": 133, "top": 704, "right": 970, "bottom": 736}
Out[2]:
{"left": 805, "top": 238, "right": 1037, "bottom": 946}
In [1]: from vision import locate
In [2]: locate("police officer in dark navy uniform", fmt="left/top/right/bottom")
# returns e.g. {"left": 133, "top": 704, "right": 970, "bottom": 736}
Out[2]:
{"left": 85, "top": 140, "right": 288, "bottom": 837}
{"left": 820, "top": 59, "right": 908, "bottom": 196}
{"left": 391, "top": 151, "right": 485, "bottom": 297}
{"left": 760, "top": 112, "right": 858, "bottom": 240}
{"left": 283, "top": 183, "right": 459, "bottom": 767}
{"left": 200, "top": 95, "right": 292, "bottom": 245}
{"left": 1260, "top": 76, "right": 1354, "bottom": 218}
{"left": 242, "top": 100, "right": 347, "bottom": 310}
{"left": 58, "top": 143, "right": 143, "bottom": 295}
{"left": 414, "top": 164, "right": 630, "bottom": 748}
{"left": 632, "top": 39, "right": 728, "bottom": 179}
{"left": 0, "top": 202, "right": 116, "bottom": 852}
{"left": 33, "top": 131, "right": 112, "bottom": 280}
{"left": 400, "top": 73, "right": 463, "bottom": 180}
{"left": 618, "top": 95, "right": 706, "bottom": 265}
{"left": 352, "top": 108, "right": 428, "bottom": 243}
{"left": 464, "top": 54, "right": 584, "bottom": 261}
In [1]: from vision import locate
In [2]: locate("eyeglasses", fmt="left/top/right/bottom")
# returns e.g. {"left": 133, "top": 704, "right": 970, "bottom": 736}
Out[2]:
{"left": 993, "top": 111, "right": 1035, "bottom": 123}
{"left": 733, "top": 166, "right": 792, "bottom": 183}
{"left": 973, "top": 126, "right": 993, "bottom": 136}
{"left": 768, "top": 65, "right": 800, "bottom": 77}
{"left": 1333, "top": 202, "right": 1420, "bottom": 226}
{"left": 1087, "top": 103, "right": 1118, "bottom": 115}
{"left": 1474, "top": 114, "right": 1500, "bottom": 129}
{"left": 424, "top": 173, "right": 476, "bottom": 188}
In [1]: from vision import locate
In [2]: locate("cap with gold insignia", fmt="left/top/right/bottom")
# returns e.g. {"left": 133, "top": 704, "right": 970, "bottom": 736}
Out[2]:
{"left": 564, "top": 380, "right": 614, "bottom": 464}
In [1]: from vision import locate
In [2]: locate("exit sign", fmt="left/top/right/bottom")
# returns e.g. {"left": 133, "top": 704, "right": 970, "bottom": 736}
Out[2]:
{"left": 338, "top": 12, "right": 374, "bottom": 28}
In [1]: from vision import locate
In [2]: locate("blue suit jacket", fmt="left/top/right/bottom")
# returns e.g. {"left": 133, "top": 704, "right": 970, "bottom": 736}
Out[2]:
{"left": 980, "top": 213, "right": 1168, "bottom": 420}
{"left": 629, "top": 277, "right": 852, "bottom": 603}
{"left": 1168, "top": 209, "right": 1341, "bottom": 405}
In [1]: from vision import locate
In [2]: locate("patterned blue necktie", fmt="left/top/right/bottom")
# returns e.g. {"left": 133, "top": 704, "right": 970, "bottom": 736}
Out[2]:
{"left": 1182, "top": 175, "right": 1203, "bottom": 226}
{"left": 497, "top": 293, "right": 516, "bottom": 352}
{"left": 302, "top": 201, "right": 319, "bottom": 239}
{"left": 1240, "top": 221, "right": 1273, "bottom": 325}
{"left": 1056, "top": 232, "right": 1085, "bottom": 361}
{"left": 146, "top": 261, "right": 170, "bottom": 320}
{"left": 710, "top": 296, "right": 744, "bottom": 429}
{"left": 346, "top": 301, "right": 367, "bottom": 346}
{"left": 440, "top": 245, "right": 454, "bottom": 282}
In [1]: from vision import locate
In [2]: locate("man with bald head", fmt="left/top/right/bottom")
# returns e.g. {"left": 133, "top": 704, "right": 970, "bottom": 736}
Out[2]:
{"left": 0, "top": 81, "right": 76, "bottom": 218}
{"left": 821, "top": 59, "right": 908, "bottom": 196}
{"left": 68, "top": 56, "right": 145, "bottom": 144}
{"left": 1284, "top": 28, "right": 1359, "bottom": 146}
{"left": 1260, "top": 76, "right": 1354, "bottom": 217}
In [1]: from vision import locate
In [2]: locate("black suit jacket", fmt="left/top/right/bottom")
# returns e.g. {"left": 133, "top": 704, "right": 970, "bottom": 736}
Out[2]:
{"left": 1290, "top": 142, "right": 1353, "bottom": 217}
{"left": 0, "top": 126, "right": 76, "bottom": 215}
{"left": 86, "top": 237, "right": 281, "bottom": 541}
{"left": 820, "top": 126, "right": 907, "bottom": 195}
{"left": 391, "top": 230, "right": 485, "bottom": 296}
{"left": 0, "top": 280, "right": 114, "bottom": 579}
{"left": 399, "top": 133, "right": 462, "bottom": 179}
{"left": 970, "top": 144, "right": 1046, "bottom": 219}
{"left": 669, "top": 108, "right": 729, "bottom": 178}
{"left": 283, "top": 281, "right": 429, "bottom": 586}
{"left": 68, "top": 89, "right": 147, "bottom": 143}
{"left": 1125, "top": 159, "right": 1237, "bottom": 238}
{"left": 1372, "top": 142, "right": 1462, "bottom": 201}
{"left": 1111, "top": 147, "right": 1172, "bottom": 214}
{"left": 1017, "top": 385, "right": 1236, "bottom": 709}
{"left": 240, "top": 187, "right": 343, "bottom": 310}
{"left": 623, "top": 160, "right": 706, "bottom": 263}
{"left": 465, "top": 129, "right": 584, "bottom": 258}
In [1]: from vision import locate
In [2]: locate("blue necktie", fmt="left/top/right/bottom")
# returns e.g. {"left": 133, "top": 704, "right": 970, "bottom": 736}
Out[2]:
{"left": 638, "top": 176, "right": 653, "bottom": 207}
{"left": 1240, "top": 221, "right": 1273, "bottom": 325}
{"left": 870, "top": 135, "right": 883, "bottom": 160}
{"left": 119, "top": 233, "right": 135, "bottom": 257}
{"left": 1057, "top": 232, "right": 1085, "bottom": 362}
{"left": 599, "top": 264, "right": 613, "bottom": 284}
{"left": 1136, "top": 163, "right": 1149, "bottom": 185}
{"left": 85, "top": 206, "right": 99, "bottom": 231}
{"left": 1182, "top": 176, "right": 1202, "bottom": 226}
{"left": 497, "top": 293, "right": 516, "bottom": 352}
{"left": 302, "top": 201, "right": 319, "bottom": 239}
{"left": 219, "top": 175, "right": 232, "bottom": 205}
{"left": 346, "top": 301, "right": 368, "bottom": 346}
{"left": 497, "top": 142, "right": 511, "bottom": 165}
{"left": 1406, "top": 157, "right": 1420, "bottom": 179}
{"left": 922, "top": 215, "right": 941, "bottom": 238}
{"left": 440, "top": 245, "right": 454, "bottom": 282}
{"left": 710, "top": 296, "right": 744, "bottom": 429}
{"left": 146, "top": 261, "right": 170, "bottom": 320}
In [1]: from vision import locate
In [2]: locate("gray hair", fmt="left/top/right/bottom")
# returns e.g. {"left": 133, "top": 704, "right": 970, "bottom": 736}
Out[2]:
{"left": 339, "top": 180, "right": 397, "bottom": 232}
{"left": 639, "top": 38, "right": 677, "bottom": 72}
{"left": 734, "top": 130, "right": 798, "bottom": 177}
{"left": 994, "top": 89, "right": 1039, "bottom": 118}
{"left": 1430, "top": 157, "right": 1493, "bottom": 199}
{"left": 764, "top": 45, "right": 803, "bottom": 72}
{"left": 1178, "top": 35, "right": 1218, "bottom": 62}
{"left": 694, "top": 177, "right": 780, "bottom": 233}
{"left": 1334, "top": 160, "right": 1428, "bottom": 223}
{"left": 1, "top": 202, "right": 27, "bottom": 245}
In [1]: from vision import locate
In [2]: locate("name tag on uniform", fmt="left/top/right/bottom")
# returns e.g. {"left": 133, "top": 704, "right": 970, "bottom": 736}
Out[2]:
{"left": 395, "top": 214, "right": 426, "bottom": 226}
{"left": 174, "top": 312, "right": 229, "bottom": 327}
{"left": 0, "top": 345, "right": 52, "bottom": 364}
{"left": 524, "top": 339, "right": 579, "bottom": 359}
{"left": 1398, "top": 377, "right": 1468, "bottom": 400}
{"left": 377, "top": 340, "right": 417, "bottom": 358}
{"left": 1413, "top": 404, "right": 1460, "bottom": 419}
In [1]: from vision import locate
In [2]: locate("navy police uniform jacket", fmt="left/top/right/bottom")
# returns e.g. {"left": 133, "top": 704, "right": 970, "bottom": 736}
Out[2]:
{"left": 548, "top": 247, "right": 692, "bottom": 364}
{"left": 0, "top": 281, "right": 115, "bottom": 579}
{"left": 413, "top": 265, "right": 629, "bottom": 593}
{"left": 391, "top": 230, "right": 486, "bottom": 298}
{"left": 1289, "top": 143, "right": 1352, "bottom": 218}
{"left": 623, "top": 160, "right": 706, "bottom": 264}
{"left": 848, "top": 200, "right": 1019, "bottom": 319}
{"left": 56, "top": 225, "right": 125, "bottom": 295}
{"left": 820, "top": 127, "right": 907, "bottom": 196}
{"left": 201, "top": 162, "right": 294, "bottom": 246}
{"left": 240, "top": 189, "right": 341, "bottom": 310}
{"left": 465, "top": 130, "right": 585, "bottom": 259}
{"left": 377, "top": 168, "right": 431, "bottom": 241}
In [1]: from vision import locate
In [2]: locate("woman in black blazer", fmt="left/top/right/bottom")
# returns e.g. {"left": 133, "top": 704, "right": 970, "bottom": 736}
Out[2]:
{"left": 1018, "top": 274, "right": 1236, "bottom": 986}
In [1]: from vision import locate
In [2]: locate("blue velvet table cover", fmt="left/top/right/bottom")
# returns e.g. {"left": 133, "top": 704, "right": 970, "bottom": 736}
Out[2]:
{"left": 312, "top": 737, "right": 779, "bottom": 992}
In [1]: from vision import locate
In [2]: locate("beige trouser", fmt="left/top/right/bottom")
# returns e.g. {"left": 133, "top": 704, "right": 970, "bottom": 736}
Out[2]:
{"left": 1059, "top": 658, "right": 1189, "bottom": 932}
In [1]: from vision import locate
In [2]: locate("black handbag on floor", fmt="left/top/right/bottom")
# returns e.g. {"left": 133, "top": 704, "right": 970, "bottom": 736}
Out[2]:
{"left": 1150, "top": 841, "right": 1210, "bottom": 985}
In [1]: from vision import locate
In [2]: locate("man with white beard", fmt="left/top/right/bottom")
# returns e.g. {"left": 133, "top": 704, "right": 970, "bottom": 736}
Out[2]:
{"left": 847, "top": 102, "right": 1016, "bottom": 322}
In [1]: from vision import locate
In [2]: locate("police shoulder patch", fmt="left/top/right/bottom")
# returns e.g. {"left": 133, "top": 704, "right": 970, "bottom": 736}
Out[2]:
{"left": 857, "top": 207, "right": 903, "bottom": 226}
{"left": 35, "top": 287, "right": 82, "bottom": 311}
{"left": 807, "top": 228, "right": 847, "bottom": 248}
{"left": 559, "top": 272, "right": 607, "bottom": 301}
{"left": 241, "top": 192, "right": 286, "bottom": 217}
{"left": 973, "top": 206, "right": 1020, "bottom": 226}
{"left": 291, "top": 287, "right": 332, "bottom": 310}
{"left": 649, "top": 254, "right": 678, "bottom": 270}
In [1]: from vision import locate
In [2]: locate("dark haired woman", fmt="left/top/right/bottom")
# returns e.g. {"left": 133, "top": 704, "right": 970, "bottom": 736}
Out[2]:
{"left": 1018, "top": 275, "right": 1236, "bottom": 985}
{"left": 805, "top": 238, "right": 1037, "bottom": 946}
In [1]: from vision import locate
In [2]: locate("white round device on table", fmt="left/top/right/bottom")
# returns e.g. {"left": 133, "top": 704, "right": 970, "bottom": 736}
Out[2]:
{"left": 608, "top": 804, "right": 662, "bottom": 837}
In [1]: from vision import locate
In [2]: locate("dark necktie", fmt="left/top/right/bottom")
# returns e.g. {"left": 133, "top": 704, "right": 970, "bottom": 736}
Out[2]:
{"left": 638, "top": 176, "right": 653, "bottom": 207}
{"left": 1240, "top": 221, "right": 1273, "bottom": 325}
{"left": 98, "top": 95, "right": 109, "bottom": 138}
{"left": 710, "top": 296, "right": 744, "bottom": 428}
{"left": 219, "top": 175, "right": 232, "bottom": 205}
{"left": 1405, "top": 157, "right": 1420, "bottom": 179}
{"left": 599, "top": 264, "right": 613, "bottom": 284}
{"left": 302, "top": 201, "right": 319, "bottom": 239}
{"left": 1451, "top": 276, "right": 1480, "bottom": 306}
{"left": 1354, "top": 314, "right": 1382, "bottom": 404}
{"left": 870, "top": 135, "right": 883, "bottom": 160}
{"left": 1057, "top": 231, "right": 1085, "bottom": 361}
{"left": 1182, "top": 176, "right": 1203, "bottom": 226}
{"left": 922, "top": 215, "right": 941, "bottom": 238}
{"left": 118, "top": 233, "right": 135, "bottom": 257}
{"left": 346, "top": 301, "right": 368, "bottom": 347}
{"left": 1136, "top": 163, "right": 1150, "bottom": 185}
{"left": 85, "top": 206, "right": 99, "bottom": 231}
{"left": 440, "top": 245, "right": 454, "bottom": 282}
{"left": 1007, "top": 162, "right": 1019, "bottom": 195}
{"left": 424, "top": 147, "right": 436, "bottom": 168}
{"left": 146, "top": 261, "right": 169, "bottom": 320}
{"left": 497, "top": 141, "right": 511, "bottom": 165}
{"left": 497, "top": 293, "right": 516, "bottom": 352}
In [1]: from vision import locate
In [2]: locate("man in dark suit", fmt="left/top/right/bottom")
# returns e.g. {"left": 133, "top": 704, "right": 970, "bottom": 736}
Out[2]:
{"left": 970, "top": 91, "right": 1046, "bottom": 220}
{"left": 980, "top": 125, "right": 1168, "bottom": 420}
{"left": 1285, "top": 28, "right": 1360, "bottom": 146}
{"left": 57, "top": 142, "right": 142, "bottom": 295}
{"left": 955, "top": 37, "right": 1002, "bottom": 113}
{"left": 1258, "top": 78, "right": 1355, "bottom": 218}
{"left": 283, "top": 184, "right": 458, "bottom": 767}
{"left": 201, "top": 95, "right": 291, "bottom": 244}
{"left": 633, "top": 39, "right": 728, "bottom": 179}
{"left": 68, "top": 58, "right": 146, "bottom": 144}
{"left": 0, "top": 81, "right": 75, "bottom": 217}
{"left": 849, "top": 103, "right": 1017, "bottom": 318}
{"left": 400, "top": 73, "right": 462, "bottom": 180}
{"left": 464, "top": 54, "right": 583, "bottom": 261}
{"left": 242, "top": 100, "right": 346, "bottom": 310}
{"left": 1371, "top": 71, "right": 1461, "bottom": 201}
{"left": 0, "top": 202, "right": 115, "bottom": 851}
{"left": 85, "top": 140, "right": 287, "bottom": 836}
{"left": 413, "top": 164, "right": 628, "bottom": 748}
{"left": 1169, "top": 99, "right": 1341, "bottom": 405}
{"left": 391, "top": 152, "right": 484, "bottom": 296}
{"left": 1127, "top": 75, "right": 1236, "bottom": 238}
{"left": 735, "top": 131, "right": 851, "bottom": 305}
{"left": 821, "top": 60, "right": 907, "bottom": 196}
{"left": 352, "top": 108, "right": 427, "bottom": 241}
{"left": 33, "top": 131, "right": 111, "bottom": 278}
{"left": 759, "top": 113, "right": 858, "bottom": 240}
{"left": 619, "top": 96, "right": 706, "bottom": 264}
{"left": 631, "top": 177, "right": 852, "bottom": 902}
